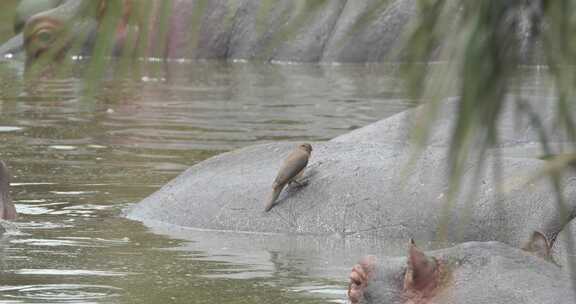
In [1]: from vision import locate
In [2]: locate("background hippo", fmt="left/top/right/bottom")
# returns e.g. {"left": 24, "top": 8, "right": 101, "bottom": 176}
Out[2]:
{"left": 348, "top": 240, "right": 576, "bottom": 304}
{"left": 3, "top": 0, "right": 548, "bottom": 65}
{"left": 0, "top": 0, "right": 84, "bottom": 59}
{"left": 153, "top": 0, "right": 415, "bottom": 62}
{"left": 5, "top": 0, "right": 417, "bottom": 63}
{"left": 14, "top": 0, "right": 64, "bottom": 34}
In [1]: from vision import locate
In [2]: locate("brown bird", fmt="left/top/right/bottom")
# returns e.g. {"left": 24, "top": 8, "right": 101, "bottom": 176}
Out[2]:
{"left": 0, "top": 161, "right": 16, "bottom": 220}
{"left": 264, "top": 143, "right": 312, "bottom": 212}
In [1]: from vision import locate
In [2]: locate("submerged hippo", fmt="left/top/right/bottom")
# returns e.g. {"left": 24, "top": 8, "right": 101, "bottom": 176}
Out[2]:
{"left": 14, "top": 0, "right": 65, "bottom": 34}
{"left": 0, "top": 0, "right": 82, "bottom": 60}
{"left": 3, "top": 0, "right": 548, "bottom": 65}
{"left": 5, "top": 0, "right": 417, "bottom": 64}
{"left": 348, "top": 238, "right": 575, "bottom": 304}
{"left": 19, "top": 0, "right": 136, "bottom": 70}
{"left": 152, "top": 0, "right": 415, "bottom": 61}
{"left": 127, "top": 140, "right": 576, "bottom": 250}
{"left": 333, "top": 97, "right": 576, "bottom": 148}
{"left": 22, "top": 1, "right": 95, "bottom": 67}
{"left": 0, "top": 161, "right": 16, "bottom": 221}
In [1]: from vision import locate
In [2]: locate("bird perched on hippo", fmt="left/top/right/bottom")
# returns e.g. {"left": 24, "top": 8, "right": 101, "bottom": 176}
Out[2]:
{"left": 265, "top": 143, "right": 312, "bottom": 212}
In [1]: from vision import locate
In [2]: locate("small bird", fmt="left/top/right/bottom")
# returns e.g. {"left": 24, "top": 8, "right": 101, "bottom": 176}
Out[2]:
{"left": 264, "top": 143, "right": 312, "bottom": 212}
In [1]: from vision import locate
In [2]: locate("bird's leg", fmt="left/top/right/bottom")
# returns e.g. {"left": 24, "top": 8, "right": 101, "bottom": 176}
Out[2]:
{"left": 289, "top": 175, "right": 309, "bottom": 188}
{"left": 290, "top": 169, "right": 311, "bottom": 188}
{"left": 289, "top": 179, "right": 308, "bottom": 187}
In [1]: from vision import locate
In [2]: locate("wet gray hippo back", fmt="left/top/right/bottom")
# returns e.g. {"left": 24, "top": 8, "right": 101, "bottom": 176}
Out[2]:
{"left": 333, "top": 97, "right": 576, "bottom": 147}
{"left": 127, "top": 140, "right": 576, "bottom": 249}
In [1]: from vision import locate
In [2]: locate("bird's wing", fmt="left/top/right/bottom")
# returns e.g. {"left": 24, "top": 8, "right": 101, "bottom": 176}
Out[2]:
{"left": 273, "top": 150, "right": 309, "bottom": 186}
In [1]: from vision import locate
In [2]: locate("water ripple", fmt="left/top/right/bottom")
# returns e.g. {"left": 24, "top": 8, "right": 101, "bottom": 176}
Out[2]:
{"left": 0, "top": 284, "right": 121, "bottom": 302}
{"left": 15, "top": 269, "right": 131, "bottom": 277}
{"left": 0, "top": 126, "right": 23, "bottom": 132}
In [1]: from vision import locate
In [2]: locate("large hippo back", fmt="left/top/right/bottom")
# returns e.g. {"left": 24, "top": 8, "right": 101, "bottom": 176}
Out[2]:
{"left": 127, "top": 141, "right": 576, "bottom": 249}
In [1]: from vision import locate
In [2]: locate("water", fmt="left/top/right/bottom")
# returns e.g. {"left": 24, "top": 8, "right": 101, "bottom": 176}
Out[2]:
{"left": 0, "top": 59, "right": 413, "bottom": 303}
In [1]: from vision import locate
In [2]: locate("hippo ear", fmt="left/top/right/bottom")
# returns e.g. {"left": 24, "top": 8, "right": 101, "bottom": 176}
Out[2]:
{"left": 404, "top": 239, "right": 439, "bottom": 292}
{"left": 522, "top": 231, "right": 551, "bottom": 259}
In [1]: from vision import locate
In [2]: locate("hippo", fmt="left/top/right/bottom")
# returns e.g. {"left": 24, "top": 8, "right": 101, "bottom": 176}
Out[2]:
{"left": 125, "top": 85, "right": 576, "bottom": 248}
{"left": 0, "top": 161, "right": 16, "bottom": 221}
{"left": 0, "top": 0, "right": 80, "bottom": 60}
{"left": 347, "top": 238, "right": 576, "bottom": 304}
{"left": 3, "top": 0, "right": 549, "bottom": 66}
{"left": 332, "top": 97, "right": 576, "bottom": 148}
{"left": 14, "top": 0, "right": 65, "bottom": 34}
{"left": 0, "top": 0, "right": 65, "bottom": 58}
{"left": 126, "top": 140, "right": 576, "bottom": 249}
{"left": 4, "top": 0, "right": 416, "bottom": 64}
{"left": 0, "top": 0, "right": 133, "bottom": 73}
{"left": 152, "top": 0, "right": 416, "bottom": 62}
{"left": 19, "top": 0, "right": 138, "bottom": 71}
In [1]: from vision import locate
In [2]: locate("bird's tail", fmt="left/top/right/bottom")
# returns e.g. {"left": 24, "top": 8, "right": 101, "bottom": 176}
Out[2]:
{"left": 264, "top": 185, "right": 283, "bottom": 212}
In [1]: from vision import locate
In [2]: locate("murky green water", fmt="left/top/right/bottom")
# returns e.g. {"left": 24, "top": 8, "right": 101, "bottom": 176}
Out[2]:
{"left": 0, "top": 59, "right": 413, "bottom": 303}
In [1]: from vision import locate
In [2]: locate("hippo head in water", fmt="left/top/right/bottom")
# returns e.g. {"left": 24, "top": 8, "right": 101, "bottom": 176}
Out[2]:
{"left": 14, "top": 0, "right": 65, "bottom": 35}
{"left": 0, "top": 161, "right": 16, "bottom": 220}
{"left": 0, "top": 0, "right": 64, "bottom": 58}
{"left": 347, "top": 233, "right": 567, "bottom": 304}
{"left": 9, "top": 0, "right": 136, "bottom": 73}
{"left": 20, "top": 1, "right": 97, "bottom": 71}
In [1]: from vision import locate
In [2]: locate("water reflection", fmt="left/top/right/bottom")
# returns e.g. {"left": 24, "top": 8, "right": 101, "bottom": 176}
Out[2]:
{"left": 0, "top": 59, "right": 411, "bottom": 303}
